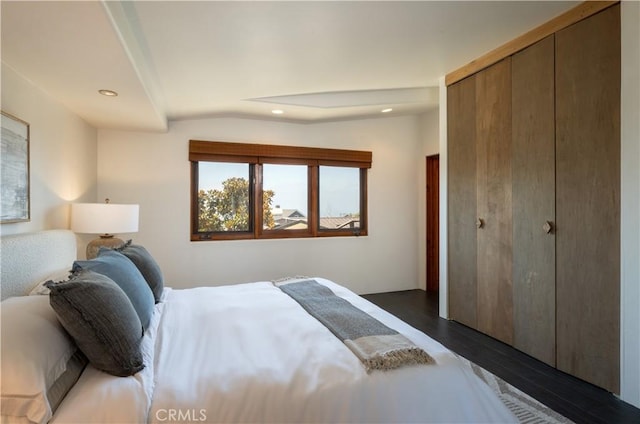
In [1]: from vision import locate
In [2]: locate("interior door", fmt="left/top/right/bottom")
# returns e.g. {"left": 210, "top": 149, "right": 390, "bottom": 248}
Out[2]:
{"left": 447, "top": 75, "right": 478, "bottom": 329}
{"left": 512, "top": 35, "right": 556, "bottom": 366}
{"left": 555, "top": 4, "right": 620, "bottom": 393}
{"left": 475, "top": 57, "right": 513, "bottom": 345}
{"left": 426, "top": 155, "right": 439, "bottom": 292}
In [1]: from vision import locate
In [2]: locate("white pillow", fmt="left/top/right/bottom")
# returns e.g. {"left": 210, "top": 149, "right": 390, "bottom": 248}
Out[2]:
{"left": 1, "top": 296, "right": 86, "bottom": 424}
{"left": 28, "top": 269, "right": 72, "bottom": 296}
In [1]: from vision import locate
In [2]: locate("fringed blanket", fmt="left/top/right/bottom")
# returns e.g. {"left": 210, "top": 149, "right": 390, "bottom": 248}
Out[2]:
{"left": 276, "top": 279, "right": 434, "bottom": 373}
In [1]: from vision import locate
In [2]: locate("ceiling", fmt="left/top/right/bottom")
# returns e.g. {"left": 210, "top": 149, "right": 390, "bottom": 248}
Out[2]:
{"left": 1, "top": 1, "right": 578, "bottom": 132}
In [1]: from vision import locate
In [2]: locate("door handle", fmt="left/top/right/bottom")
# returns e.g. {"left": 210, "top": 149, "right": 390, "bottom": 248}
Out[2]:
{"left": 476, "top": 218, "right": 484, "bottom": 229}
{"left": 543, "top": 221, "right": 553, "bottom": 234}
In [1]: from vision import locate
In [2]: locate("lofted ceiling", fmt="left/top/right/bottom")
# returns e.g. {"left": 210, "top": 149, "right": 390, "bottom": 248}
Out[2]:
{"left": 1, "top": 1, "right": 578, "bottom": 131}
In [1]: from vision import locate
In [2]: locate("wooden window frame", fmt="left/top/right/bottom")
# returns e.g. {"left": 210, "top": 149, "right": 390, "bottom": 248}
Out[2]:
{"left": 190, "top": 140, "right": 371, "bottom": 241}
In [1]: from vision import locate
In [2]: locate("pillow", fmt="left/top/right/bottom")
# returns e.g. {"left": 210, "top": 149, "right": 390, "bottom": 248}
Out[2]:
{"left": 116, "top": 241, "right": 164, "bottom": 303}
{"left": 73, "top": 249, "right": 154, "bottom": 330}
{"left": 46, "top": 270, "right": 145, "bottom": 377}
{"left": 1, "top": 295, "right": 87, "bottom": 424}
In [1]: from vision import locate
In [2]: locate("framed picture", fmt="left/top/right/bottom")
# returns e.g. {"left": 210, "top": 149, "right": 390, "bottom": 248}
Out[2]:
{"left": 1, "top": 111, "right": 30, "bottom": 223}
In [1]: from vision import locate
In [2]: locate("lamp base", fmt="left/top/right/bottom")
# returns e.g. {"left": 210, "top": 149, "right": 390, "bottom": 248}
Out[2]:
{"left": 86, "top": 235, "right": 126, "bottom": 259}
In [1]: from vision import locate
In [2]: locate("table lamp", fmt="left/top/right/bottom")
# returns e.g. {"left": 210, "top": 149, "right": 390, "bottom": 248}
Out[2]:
{"left": 71, "top": 199, "right": 139, "bottom": 259}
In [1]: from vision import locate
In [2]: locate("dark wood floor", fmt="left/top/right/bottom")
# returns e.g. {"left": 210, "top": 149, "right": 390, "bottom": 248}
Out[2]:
{"left": 363, "top": 289, "right": 640, "bottom": 424}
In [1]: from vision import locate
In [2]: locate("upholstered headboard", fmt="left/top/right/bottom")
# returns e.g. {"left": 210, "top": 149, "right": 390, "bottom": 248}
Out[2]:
{"left": 0, "top": 230, "right": 77, "bottom": 301}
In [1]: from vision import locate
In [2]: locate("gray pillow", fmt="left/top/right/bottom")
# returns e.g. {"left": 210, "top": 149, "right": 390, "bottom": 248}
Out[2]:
{"left": 117, "top": 241, "right": 164, "bottom": 303}
{"left": 46, "top": 270, "right": 145, "bottom": 377}
{"left": 73, "top": 249, "right": 154, "bottom": 330}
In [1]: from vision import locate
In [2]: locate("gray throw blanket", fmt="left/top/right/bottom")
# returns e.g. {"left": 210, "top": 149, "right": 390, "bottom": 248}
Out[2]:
{"left": 277, "top": 279, "right": 434, "bottom": 372}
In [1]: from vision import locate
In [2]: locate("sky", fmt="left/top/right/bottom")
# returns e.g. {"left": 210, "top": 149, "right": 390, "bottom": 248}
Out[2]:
{"left": 199, "top": 162, "right": 359, "bottom": 217}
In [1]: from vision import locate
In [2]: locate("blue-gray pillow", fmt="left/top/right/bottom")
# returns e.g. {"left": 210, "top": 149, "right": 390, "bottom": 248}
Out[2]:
{"left": 73, "top": 249, "right": 154, "bottom": 330}
{"left": 117, "top": 241, "right": 164, "bottom": 303}
{"left": 45, "top": 270, "right": 144, "bottom": 377}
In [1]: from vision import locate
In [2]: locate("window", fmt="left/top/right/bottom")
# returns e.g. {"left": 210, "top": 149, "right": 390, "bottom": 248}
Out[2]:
{"left": 319, "top": 166, "right": 361, "bottom": 231}
{"left": 190, "top": 140, "right": 371, "bottom": 241}
{"left": 263, "top": 164, "right": 308, "bottom": 231}
{"left": 197, "top": 162, "right": 251, "bottom": 233}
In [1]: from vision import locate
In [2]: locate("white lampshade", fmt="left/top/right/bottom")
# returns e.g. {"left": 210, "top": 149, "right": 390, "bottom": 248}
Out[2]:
{"left": 71, "top": 202, "right": 139, "bottom": 259}
{"left": 71, "top": 203, "right": 139, "bottom": 235}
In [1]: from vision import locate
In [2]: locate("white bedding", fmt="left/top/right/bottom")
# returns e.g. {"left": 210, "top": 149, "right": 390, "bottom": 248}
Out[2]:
{"left": 44, "top": 278, "right": 516, "bottom": 423}
{"left": 146, "top": 278, "right": 515, "bottom": 423}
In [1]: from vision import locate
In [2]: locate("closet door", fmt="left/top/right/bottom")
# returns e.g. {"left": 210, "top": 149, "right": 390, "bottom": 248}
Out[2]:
{"left": 511, "top": 36, "right": 556, "bottom": 366}
{"left": 555, "top": 4, "right": 620, "bottom": 393}
{"left": 475, "top": 58, "right": 513, "bottom": 345}
{"left": 447, "top": 75, "right": 477, "bottom": 329}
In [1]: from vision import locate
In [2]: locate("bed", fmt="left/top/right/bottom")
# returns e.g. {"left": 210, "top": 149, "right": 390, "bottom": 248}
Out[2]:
{"left": 1, "top": 230, "right": 516, "bottom": 423}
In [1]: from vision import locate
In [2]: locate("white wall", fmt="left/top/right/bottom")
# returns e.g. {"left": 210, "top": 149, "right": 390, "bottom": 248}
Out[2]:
{"left": 620, "top": 0, "right": 640, "bottom": 409}
{"left": 0, "top": 64, "right": 98, "bottom": 258}
{"left": 97, "top": 115, "right": 423, "bottom": 294}
{"left": 438, "top": 3, "right": 640, "bottom": 406}
{"left": 416, "top": 109, "right": 439, "bottom": 291}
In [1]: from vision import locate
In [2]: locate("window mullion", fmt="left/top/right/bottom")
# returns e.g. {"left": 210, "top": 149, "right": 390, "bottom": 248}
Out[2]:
{"left": 253, "top": 164, "right": 263, "bottom": 239}
{"left": 309, "top": 165, "right": 319, "bottom": 237}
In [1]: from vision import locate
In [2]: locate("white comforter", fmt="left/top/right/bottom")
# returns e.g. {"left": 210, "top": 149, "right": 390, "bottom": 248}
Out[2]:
{"left": 147, "top": 279, "right": 515, "bottom": 423}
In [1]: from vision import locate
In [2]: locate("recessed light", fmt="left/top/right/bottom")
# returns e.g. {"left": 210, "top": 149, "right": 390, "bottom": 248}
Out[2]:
{"left": 272, "top": 109, "right": 284, "bottom": 115}
{"left": 98, "top": 89, "right": 118, "bottom": 97}
{"left": 381, "top": 108, "right": 393, "bottom": 113}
